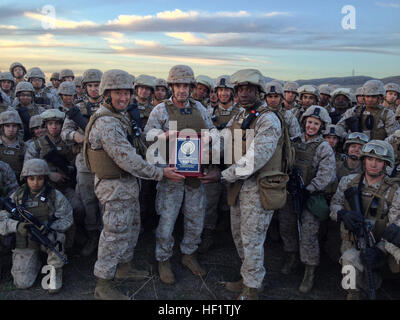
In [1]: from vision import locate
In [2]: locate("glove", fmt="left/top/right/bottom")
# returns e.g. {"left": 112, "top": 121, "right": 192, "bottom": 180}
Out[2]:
{"left": 360, "top": 246, "right": 386, "bottom": 269}
{"left": 302, "top": 189, "right": 311, "bottom": 202}
{"left": 337, "top": 209, "right": 363, "bottom": 233}
{"left": 382, "top": 223, "right": 400, "bottom": 247}
{"left": 17, "top": 222, "right": 31, "bottom": 237}
{"left": 345, "top": 116, "right": 359, "bottom": 133}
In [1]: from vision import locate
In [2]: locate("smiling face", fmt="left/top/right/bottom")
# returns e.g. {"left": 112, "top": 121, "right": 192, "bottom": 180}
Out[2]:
{"left": 305, "top": 116, "right": 322, "bottom": 137}
{"left": 217, "top": 87, "right": 232, "bottom": 104}
{"left": 325, "top": 135, "right": 339, "bottom": 149}
{"left": 110, "top": 89, "right": 131, "bottom": 111}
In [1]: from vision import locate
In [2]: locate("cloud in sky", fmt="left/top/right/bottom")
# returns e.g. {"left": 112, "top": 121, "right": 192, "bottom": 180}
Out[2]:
{"left": 0, "top": 3, "right": 398, "bottom": 80}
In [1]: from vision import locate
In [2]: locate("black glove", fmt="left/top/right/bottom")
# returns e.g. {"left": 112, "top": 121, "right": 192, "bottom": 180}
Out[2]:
{"left": 337, "top": 209, "right": 363, "bottom": 233}
{"left": 360, "top": 246, "right": 386, "bottom": 269}
{"left": 382, "top": 223, "right": 400, "bottom": 247}
{"left": 345, "top": 116, "right": 360, "bottom": 133}
{"left": 302, "top": 189, "right": 311, "bottom": 202}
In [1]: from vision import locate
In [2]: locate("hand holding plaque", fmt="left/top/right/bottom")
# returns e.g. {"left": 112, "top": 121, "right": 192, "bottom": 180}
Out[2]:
{"left": 174, "top": 133, "right": 204, "bottom": 177}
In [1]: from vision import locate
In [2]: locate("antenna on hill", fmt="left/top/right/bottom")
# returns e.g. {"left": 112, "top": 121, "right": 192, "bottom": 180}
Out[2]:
{"left": 352, "top": 69, "right": 355, "bottom": 77}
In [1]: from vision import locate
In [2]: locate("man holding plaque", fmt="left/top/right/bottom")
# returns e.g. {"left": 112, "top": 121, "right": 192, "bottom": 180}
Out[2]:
{"left": 144, "top": 65, "right": 219, "bottom": 285}
{"left": 221, "top": 69, "right": 284, "bottom": 300}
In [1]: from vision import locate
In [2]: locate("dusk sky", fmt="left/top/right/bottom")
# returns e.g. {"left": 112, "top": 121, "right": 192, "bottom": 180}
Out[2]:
{"left": 0, "top": 0, "right": 399, "bottom": 81}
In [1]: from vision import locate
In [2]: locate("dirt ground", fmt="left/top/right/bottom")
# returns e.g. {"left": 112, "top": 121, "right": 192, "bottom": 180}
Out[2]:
{"left": 1, "top": 214, "right": 400, "bottom": 301}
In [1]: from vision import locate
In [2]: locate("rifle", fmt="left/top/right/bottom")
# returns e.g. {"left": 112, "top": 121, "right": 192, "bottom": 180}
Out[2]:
{"left": 43, "top": 136, "right": 77, "bottom": 187}
{"left": 287, "top": 166, "right": 304, "bottom": 241}
{"left": 66, "top": 106, "right": 88, "bottom": 131}
{"left": 0, "top": 197, "right": 68, "bottom": 264}
{"left": 344, "top": 184, "right": 376, "bottom": 300}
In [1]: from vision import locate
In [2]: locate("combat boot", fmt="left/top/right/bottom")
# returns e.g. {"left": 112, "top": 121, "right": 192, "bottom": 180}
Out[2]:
{"left": 346, "top": 289, "right": 360, "bottom": 300}
{"left": 299, "top": 265, "right": 316, "bottom": 293}
{"left": 182, "top": 253, "right": 206, "bottom": 276}
{"left": 226, "top": 278, "right": 264, "bottom": 293}
{"left": 94, "top": 278, "right": 130, "bottom": 300}
{"left": 197, "top": 228, "right": 214, "bottom": 254}
{"left": 114, "top": 262, "right": 149, "bottom": 281}
{"left": 48, "top": 268, "right": 63, "bottom": 294}
{"left": 158, "top": 260, "right": 175, "bottom": 285}
{"left": 80, "top": 230, "right": 99, "bottom": 257}
{"left": 281, "top": 252, "right": 299, "bottom": 275}
{"left": 237, "top": 285, "right": 258, "bottom": 300}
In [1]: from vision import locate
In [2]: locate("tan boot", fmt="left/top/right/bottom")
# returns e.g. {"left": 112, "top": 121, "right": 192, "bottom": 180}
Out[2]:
{"left": 346, "top": 289, "right": 360, "bottom": 300}
{"left": 48, "top": 268, "right": 63, "bottom": 294}
{"left": 281, "top": 252, "right": 299, "bottom": 275}
{"left": 158, "top": 260, "right": 175, "bottom": 285}
{"left": 225, "top": 278, "right": 244, "bottom": 293}
{"left": 114, "top": 262, "right": 149, "bottom": 281}
{"left": 237, "top": 285, "right": 259, "bottom": 300}
{"left": 182, "top": 254, "right": 206, "bottom": 276}
{"left": 197, "top": 228, "right": 214, "bottom": 254}
{"left": 80, "top": 230, "right": 99, "bottom": 257}
{"left": 94, "top": 278, "right": 130, "bottom": 300}
{"left": 299, "top": 265, "right": 316, "bottom": 293}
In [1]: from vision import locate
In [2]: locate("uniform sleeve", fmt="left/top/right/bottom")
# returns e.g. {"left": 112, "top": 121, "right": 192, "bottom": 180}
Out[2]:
{"left": 0, "top": 162, "right": 19, "bottom": 196}
{"left": 61, "top": 117, "right": 79, "bottom": 143}
{"left": 222, "top": 112, "right": 281, "bottom": 182}
{"left": 329, "top": 175, "right": 354, "bottom": 222}
{"left": 336, "top": 107, "right": 356, "bottom": 132}
{"left": 95, "top": 116, "right": 164, "bottom": 181}
{"left": 144, "top": 104, "right": 168, "bottom": 135}
{"left": 24, "top": 139, "right": 40, "bottom": 162}
{"left": 49, "top": 190, "right": 73, "bottom": 232}
{"left": 384, "top": 109, "right": 400, "bottom": 136}
{"left": 285, "top": 111, "right": 302, "bottom": 140}
{"left": 0, "top": 192, "right": 19, "bottom": 235}
{"left": 307, "top": 141, "right": 336, "bottom": 193}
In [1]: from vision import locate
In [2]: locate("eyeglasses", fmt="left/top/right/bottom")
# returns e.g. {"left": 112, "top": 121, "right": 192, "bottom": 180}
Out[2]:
{"left": 362, "top": 143, "right": 389, "bottom": 156}
{"left": 347, "top": 132, "right": 369, "bottom": 144}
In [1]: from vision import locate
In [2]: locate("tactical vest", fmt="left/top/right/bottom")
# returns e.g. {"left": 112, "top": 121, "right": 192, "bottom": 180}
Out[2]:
{"left": 14, "top": 184, "right": 56, "bottom": 249}
{"left": 336, "top": 159, "right": 362, "bottom": 181}
{"left": 226, "top": 106, "right": 288, "bottom": 209}
{"left": 292, "top": 105, "right": 305, "bottom": 122}
{"left": 343, "top": 174, "right": 399, "bottom": 242}
{"left": 164, "top": 99, "right": 207, "bottom": 188}
{"left": 34, "top": 91, "right": 51, "bottom": 109}
{"left": 293, "top": 136, "right": 324, "bottom": 186}
{"left": 212, "top": 104, "right": 241, "bottom": 128}
{"left": 78, "top": 99, "right": 102, "bottom": 119}
{"left": 35, "top": 135, "right": 73, "bottom": 189}
{"left": 83, "top": 104, "right": 133, "bottom": 179}
{"left": 355, "top": 105, "right": 389, "bottom": 140}
{"left": 137, "top": 101, "right": 153, "bottom": 127}
{"left": 390, "top": 136, "right": 400, "bottom": 168}
{"left": 0, "top": 139, "right": 25, "bottom": 178}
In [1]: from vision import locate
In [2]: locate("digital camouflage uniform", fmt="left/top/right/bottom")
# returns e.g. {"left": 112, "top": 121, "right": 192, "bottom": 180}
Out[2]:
{"left": 0, "top": 159, "right": 72, "bottom": 290}
{"left": 144, "top": 97, "right": 218, "bottom": 262}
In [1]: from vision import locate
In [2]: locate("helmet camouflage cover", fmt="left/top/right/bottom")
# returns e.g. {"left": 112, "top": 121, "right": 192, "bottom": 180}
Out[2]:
{"left": 20, "top": 159, "right": 50, "bottom": 179}
{"left": 99, "top": 69, "right": 134, "bottom": 96}
{"left": 360, "top": 139, "right": 394, "bottom": 167}
{"left": 230, "top": 69, "right": 266, "bottom": 94}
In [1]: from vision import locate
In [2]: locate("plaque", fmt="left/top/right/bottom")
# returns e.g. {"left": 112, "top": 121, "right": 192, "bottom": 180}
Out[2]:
{"left": 174, "top": 134, "right": 203, "bottom": 177}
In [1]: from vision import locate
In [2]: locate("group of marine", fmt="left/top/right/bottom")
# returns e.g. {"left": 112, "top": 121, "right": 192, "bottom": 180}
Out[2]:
{"left": 0, "top": 61, "right": 400, "bottom": 300}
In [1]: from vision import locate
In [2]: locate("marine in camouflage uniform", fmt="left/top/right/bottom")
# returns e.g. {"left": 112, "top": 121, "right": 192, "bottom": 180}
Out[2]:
{"left": 193, "top": 75, "right": 213, "bottom": 108}
{"left": 318, "top": 84, "right": 332, "bottom": 110}
{"left": 279, "top": 105, "right": 336, "bottom": 293}
{"left": 328, "top": 88, "right": 354, "bottom": 125}
{"left": 48, "top": 72, "right": 61, "bottom": 96}
{"left": 84, "top": 69, "right": 181, "bottom": 300}
{"left": 24, "top": 109, "right": 83, "bottom": 249}
{"left": 61, "top": 69, "right": 103, "bottom": 256}
{"left": 9, "top": 62, "right": 27, "bottom": 86}
{"left": 220, "top": 69, "right": 284, "bottom": 300}
{"left": 144, "top": 65, "right": 219, "bottom": 285}
{"left": 330, "top": 140, "right": 400, "bottom": 299}
{"left": 14, "top": 81, "right": 45, "bottom": 141}
{"left": 291, "top": 84, "right": 320, "bottom": 123}
{"left": 355, "top": 87, "right": 365, "bottom": 108}
{"left": 282, "top": 81, "right": 300, "bottom": 111}
{"left": 0, "top": 111, "right": 26, "bottom": 181}
{"left": 0, "top": 160, "right": 19, "bottom": 280}
{"left": 153, "top": 78, "right": 170, "bottom": 107}
{"left": 198, "top": 75, "right": 242, "bottom": 254}
{"left": 337, "top": 80, "right": 400, "bottom": 140}
{"left": 385, "top": 130, "right": 400, "bottom": 178}
{"left": 322, "top": 132, "right": 369, "bottom": 264}
{"left": 382, "top": 83, "right": 400, "bottom": 113}
{"left": 0, "top": 159, "right": 72, "bottom": 292}
{"left": 0, "top": 72, "right": 16, "bottom": 106}
{"left": 24, "top": 115, "right": 45, "bottom": 149}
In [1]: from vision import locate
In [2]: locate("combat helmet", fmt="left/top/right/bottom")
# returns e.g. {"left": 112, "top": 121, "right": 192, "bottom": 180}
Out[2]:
{"left": 50, "top": 72, "right": 60, "bottom": 81}
{"left": 214, "top": 75, "right": 234, "bottom": 90}
{"left": 300, "top": 105, "right": 331, "bottom": 127}
{"left": 99, "top": 69, "right": 134, "bottom": 96}
{"left": 74, "top": 76, "right": 83, "bottom": 88}
{"left": 343, "top": 132, "right": 370, "bottom": 151}
{"left": 82, "top": 69, "right": 103, "bottom": 87}
{"left": 283, "top": 81, "right": 299, "bottom": 94}
{"left": 265, "top": 81, "right": 284, "bottom": 97}
{"left": 0, "top": 72, "right": 16, "bottom": 89}
{"left": 41, "top": 109, "right": 65, "bottom": 123}
{"left": 0, "top": 111, "right": 23, "bottom": 126}
{"left": 134, "top": 74, "right": 157, "bottom": 92}
{"left": 9, "top": 62, "right": 27, "bottom": 76}
{"left": 167, "top": 65, "right": 196, "bottom": 86}
{"left": 60, "top": 69, "right": 75, "bottom": 81}
{"left": 322, "top": 124, "right": 346, "bottom": 139}
{"left": 195, "top": 75, "right": 214, "bottom": 92}
{"left": 27, "top": 67, "right": 46, "bottom": 87}
{"left": 20, "top": 159, "right": 50, "bottom": 179}
{"left": 298, "top": 85, "right": 320, "bottom": 102}
{"left": 360, "top": 140, "right": 394, "bottom": 167}
{"left": 362, "top": 80, "right": 386, "bottom": 96}
{"left": 318, "top": 84, "right": 332, "bottom": 97}
{"left": 58, "top": 81, "right": 76, "bottom": 96}
{"left": 29, "top": 115, "right": 43, "bottom": 129}
{"left": 230, "top": 69, "right": 266, "bottom": 94}
{"left": 15, "top": 81, "right": 35, "bottom": 96}
{"left": 384, "top": 83, "right": 400, "bottom": 95}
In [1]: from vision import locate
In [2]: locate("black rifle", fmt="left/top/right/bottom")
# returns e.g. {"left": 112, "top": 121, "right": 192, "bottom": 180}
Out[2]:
{"left": 344, "top": 184, "right": 376, "bottom": 300}
{"left": 65, "top": 106, "right": 87, "bottom": 131}
{"left": 287, "top": 166, "right": 304, "bottom": 241}
{"left": 43, "top": 136, "right": 77, "bottom": 187}
{"left": 0, "top": 197, "right": 67, "bottom": 264}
